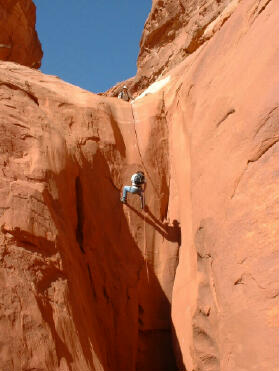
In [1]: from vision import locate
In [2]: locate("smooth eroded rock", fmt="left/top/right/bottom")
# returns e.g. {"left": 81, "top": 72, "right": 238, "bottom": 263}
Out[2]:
{"left": 0, "top": 0, "right": 278, "bottom": 370}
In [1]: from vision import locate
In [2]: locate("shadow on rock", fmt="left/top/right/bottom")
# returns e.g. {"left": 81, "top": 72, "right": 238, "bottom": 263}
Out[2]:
{"left": 126, "top": 203, "right": 181, "bottom": 245}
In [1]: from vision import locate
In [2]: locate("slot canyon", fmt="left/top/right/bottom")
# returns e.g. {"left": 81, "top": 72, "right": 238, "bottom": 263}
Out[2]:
{"left": 0, "top": 0, "right": 278, "bottom": 370}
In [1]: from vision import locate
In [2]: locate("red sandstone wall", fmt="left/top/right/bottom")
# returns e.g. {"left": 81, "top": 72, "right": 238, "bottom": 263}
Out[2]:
{"left": 0, "top": 0, "right": 278, "bottom": 370}
{"left": 0, "top": 0, "right": 42, "bottom": 67}
{"left": 164, "top": 0, "right": 278, "bottom": 369}
{"left": 0, "top": 63, "right": 179, "bottom": 370}
{"left": 105, "top": 0, "right": 236, "bottom": 96}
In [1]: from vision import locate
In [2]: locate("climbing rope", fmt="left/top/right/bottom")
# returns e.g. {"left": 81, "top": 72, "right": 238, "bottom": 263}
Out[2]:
{"left": 143, "top": 209, "right": 149, "bottom": 284}
{"left": 130, "top": 103, "right": 160, "bottom": 198}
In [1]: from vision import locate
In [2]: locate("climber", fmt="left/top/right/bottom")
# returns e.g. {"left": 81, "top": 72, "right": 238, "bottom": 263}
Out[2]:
{"left": 121, "top": 171, "right": 146, "bottom": 209}
{"left": 118, "top": 85, "right": 133, "bottom": 102}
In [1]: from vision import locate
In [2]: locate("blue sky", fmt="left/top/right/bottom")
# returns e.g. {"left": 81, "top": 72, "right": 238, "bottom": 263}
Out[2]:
{"left": 33, "top": 1, "right": 151, "bottom": 93}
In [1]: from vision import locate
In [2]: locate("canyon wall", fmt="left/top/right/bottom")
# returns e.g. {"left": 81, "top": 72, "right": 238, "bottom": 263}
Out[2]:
{"left": 106, "top": 0, "right": 245, "bottom": 97}
{"left": 0, "top": 0, "right": 278, "bottom": 371}
{"left": 135, "top": 0, "right": 235, "bottom": 91}
{"left": 0, "top": 62, "right": 180, "bottom": 371}
{"left": 167, "top": 0, "right": 278, "bottom": 369}
{"left": 0, "top": 0, "right": 42, "bottom": 67}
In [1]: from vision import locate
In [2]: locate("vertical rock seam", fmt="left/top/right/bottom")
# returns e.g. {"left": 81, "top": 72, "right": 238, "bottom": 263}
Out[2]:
{"left": 75, "top": 176, "right": 85, "bottom": 254}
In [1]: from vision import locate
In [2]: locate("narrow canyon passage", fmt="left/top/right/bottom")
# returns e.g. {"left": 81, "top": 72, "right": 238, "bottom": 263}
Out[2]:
{"left": 0, "top": 62, "right": 183, "bottom": 371}
{"left": 70, "top": 94, "right": 183, "bottom": 371}
{"left": 0, "top": 0, "right": 278, "bottom": 370}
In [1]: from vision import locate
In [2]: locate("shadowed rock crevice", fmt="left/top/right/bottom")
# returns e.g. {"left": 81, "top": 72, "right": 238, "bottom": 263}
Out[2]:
{"left": 35, "top": 293, "right": 74, "bottom": 369}
{"left": 87, "top": 263, "right": 97, "bottom": 299}
{"left": 108, "top": 108, "right": 127, "bottom": 158}
{"left": 0, "top": 0, "right": 277, "bottom": 369}
{"left": 75, "top": 176, "right": 85, "bottom": 254}
{"left": 70, "top": 148, "right": 179, "bottom": 371}
{"left": 216, "top": 108, "right": 235, "bottom": 127}
{"left": 127, "top": 204, "right": 181, "bottom": 245}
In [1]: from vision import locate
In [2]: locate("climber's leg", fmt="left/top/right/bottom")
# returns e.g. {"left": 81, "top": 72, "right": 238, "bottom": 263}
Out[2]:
{"left": 121, "top": 186, "right": 141, "bottom": 203}
{"left": 121, "top": 186, "right": 131, "bottom": 203}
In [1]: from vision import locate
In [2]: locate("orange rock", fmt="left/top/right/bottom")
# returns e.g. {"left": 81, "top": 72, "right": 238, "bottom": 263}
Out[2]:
{"left": 0, "top": 0, "right": 278, "bottom": 370}
{"left": 0, "top": 61, "right": 180, "bottom": 370}
{"left": 106, "top": 0, "right": 241, "bottom": 97}
{"left": 0, "top": 0, "right": 42, "bottom": 67}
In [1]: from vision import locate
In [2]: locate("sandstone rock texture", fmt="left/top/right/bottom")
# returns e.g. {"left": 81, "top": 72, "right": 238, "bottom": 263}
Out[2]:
{"left": 0, "top": 63, "right": 179, "bottom": 371}
{"left": 0, "top": 0, "right": 42, "bottom": 67}
{"left": 106, "top": 0, "right": 242, "bottom": 97}
{"left": 135, "top": 0, "right": 236, "bottom": 92}
{"left": 0, "top": 0, "right": 278, "bottom": 370}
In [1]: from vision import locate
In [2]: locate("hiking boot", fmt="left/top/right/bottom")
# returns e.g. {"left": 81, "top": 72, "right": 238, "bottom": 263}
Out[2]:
{"left": 120, "top": 198, "right": 127, "bottom": 204}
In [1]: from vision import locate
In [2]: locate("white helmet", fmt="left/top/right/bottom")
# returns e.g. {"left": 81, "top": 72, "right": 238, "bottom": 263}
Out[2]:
{"left": 123, "top": 85, "right": 128, "bottom": 89}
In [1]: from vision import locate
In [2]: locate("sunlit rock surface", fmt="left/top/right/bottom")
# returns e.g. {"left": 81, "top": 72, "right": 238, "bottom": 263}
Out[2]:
{"left": 0, "top": 0, "right": 278, "bottom": 370}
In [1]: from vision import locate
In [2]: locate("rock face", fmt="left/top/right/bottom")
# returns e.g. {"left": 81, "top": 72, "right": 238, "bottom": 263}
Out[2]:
{"left": 134, "top": 0, "right": 235, "bottom": 92}
{"left": 0, "top": 0, "right": 278, "bottom": 371}
{"left": 0, "top": 62, "right": 180, "bottom": 371}
{"left": 106, "top": 0, "right": 241, "bottom": 97}
{"left": 0, "top": 0, "right": 42, "bottom": 67}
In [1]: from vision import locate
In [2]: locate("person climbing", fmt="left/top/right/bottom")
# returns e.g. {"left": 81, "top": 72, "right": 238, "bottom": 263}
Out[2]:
{"left": 118, "top": 85, "right": 133, "bottom": 102}
{"left": 121, "top": 171, "right": 146, "bottom": 209}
